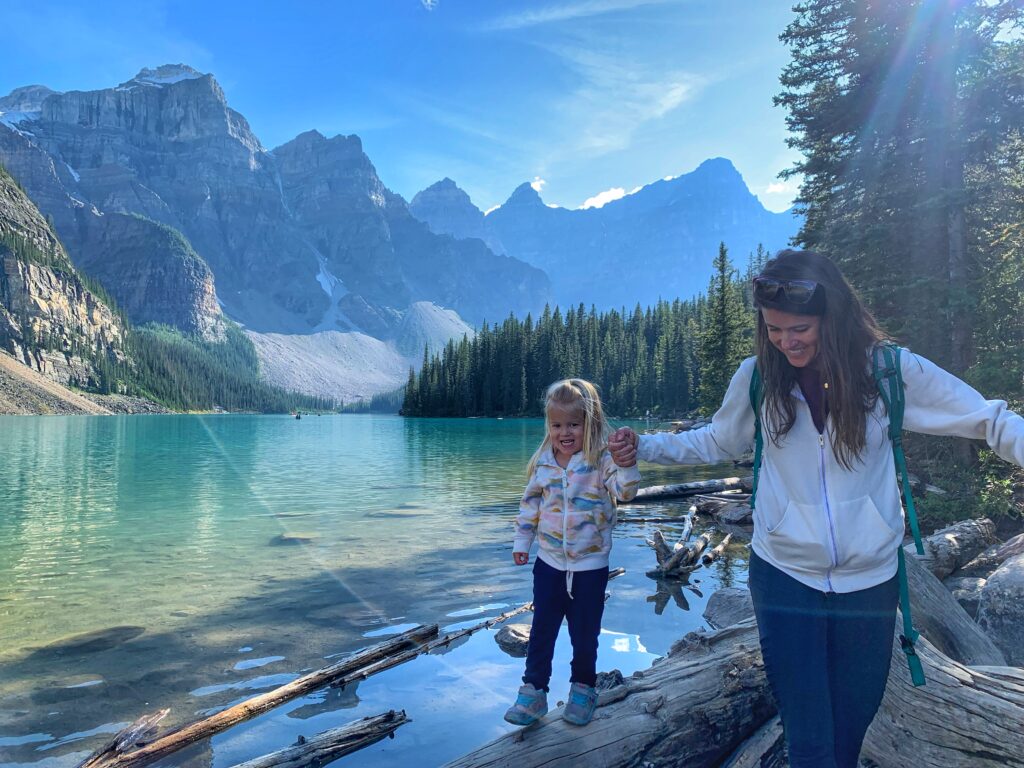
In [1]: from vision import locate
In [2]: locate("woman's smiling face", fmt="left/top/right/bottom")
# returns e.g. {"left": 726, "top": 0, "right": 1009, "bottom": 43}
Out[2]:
{"left": 762, "top": 307, "right": 821, "bottom": 368}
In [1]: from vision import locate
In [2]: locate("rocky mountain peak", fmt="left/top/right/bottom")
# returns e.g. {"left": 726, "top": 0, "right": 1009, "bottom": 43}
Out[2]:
{"left": 409, "top": 178, "right": 507, "bottom": 256}
{"left": 0, "top": 85, "right": 58, "bottom": 114}
{"left": 505, "top": 182, "right": 545, "bottom": 207}
{"left": 121, "top": 64, "right": 207, "bottom": 89}
{"left": 411, "top": 177, "right": 472, "bottom": 208}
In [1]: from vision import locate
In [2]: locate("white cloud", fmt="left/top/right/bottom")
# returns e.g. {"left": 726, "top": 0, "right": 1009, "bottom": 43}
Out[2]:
{"left": 530, "top": 176, "right": 547, "bottom": 192}
{"left": 483, "top": 204, "right": 501, "bottom": 215}
{"left": 537, "top": 41, "right": 703, "bottom": 158}
{"left": 546, "top": 203, "right": 561, "bottom": 208}
{"left": 481, "top": 0, "right": 670, "bottom": 31}
{"left": 579, "top": 186, "right": 626, "bottom": 209}
{"left": 765, "top": 182, "right": 788, "bottom": 194}
{"left": 421, "top": 0, "right": 439, "bottom": 9}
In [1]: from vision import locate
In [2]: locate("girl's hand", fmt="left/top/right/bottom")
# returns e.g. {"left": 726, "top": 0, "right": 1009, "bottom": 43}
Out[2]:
{"left": 513, "top": 552, "right": 529, "bottom": 565}
{"left": 609, "top": 427, "right": 639, "bottom": 467}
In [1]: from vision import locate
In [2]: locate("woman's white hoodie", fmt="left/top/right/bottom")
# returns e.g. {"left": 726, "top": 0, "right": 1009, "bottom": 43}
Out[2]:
{"left": 638, "top": 350, "right": 1024, "bottom": 593}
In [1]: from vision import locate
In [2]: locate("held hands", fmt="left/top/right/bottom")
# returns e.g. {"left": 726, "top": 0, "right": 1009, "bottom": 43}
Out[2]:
{"left": 609, "top": 427, "right": 639, "bottom": 467}
{"left": 513, "top": 552, "right": 529, "bottom": 565}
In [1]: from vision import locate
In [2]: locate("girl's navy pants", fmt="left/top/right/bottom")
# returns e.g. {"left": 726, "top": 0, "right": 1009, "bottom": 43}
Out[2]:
{"left": 523, "top": 558, "right": 608, "bottom": 691}
{"left": 748, "top": 551, "right": 899, "bottom": 768}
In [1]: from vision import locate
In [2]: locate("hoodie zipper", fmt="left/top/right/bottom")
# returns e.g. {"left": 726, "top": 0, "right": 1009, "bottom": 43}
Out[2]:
{"left": 561, "top": 466, "right": 574, "bottom": 598}
{"left": 818, "top": 433, "right": 839, "bottom": 592}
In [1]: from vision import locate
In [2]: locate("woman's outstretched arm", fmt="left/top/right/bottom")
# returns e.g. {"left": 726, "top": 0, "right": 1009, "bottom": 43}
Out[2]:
{"left": 901, "top": 350, "right": 1024, "bottom": 466}
{"left": 611, "top": 358, "right": 758, "bottom": 466}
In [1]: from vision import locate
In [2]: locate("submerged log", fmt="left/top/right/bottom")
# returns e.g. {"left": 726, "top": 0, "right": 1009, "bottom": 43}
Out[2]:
{"left": 76, "top": 624, "right": 438, "bottom": 768}
{"left": 633, "top": 476, "right": 752, "bottom": 502}
{"left": 229, "top": 711, "right": 410, "bottom": 768}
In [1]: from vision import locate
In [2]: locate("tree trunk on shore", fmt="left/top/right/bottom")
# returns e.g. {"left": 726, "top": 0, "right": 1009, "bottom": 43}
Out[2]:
{"left": 444, "top": 619, "right": 776, "bottom": 768}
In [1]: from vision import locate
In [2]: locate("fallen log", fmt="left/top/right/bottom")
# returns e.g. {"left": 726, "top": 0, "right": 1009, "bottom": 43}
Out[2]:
{"left": 229, "top": 710, "right": 410, "bottom": 768}
{"left": 720, "top": 715, "right": 785, "bottom": 768}
{"left": 75, "top": 624, "right": 438, "bottom": 768}
{"left": 959, "top": 531, "right": 1024, "bottom": 577}
{"left": 910, "top": 518, "right": 998, "bottom": 580}
{"left": 453, "top": 626, "right": 1024, "bottom": 768}
{"left": 444, "top": 619, "right": 776, "bottom": 768}
{"left": 448, "top": 539, "right": 1024, "bottom": 768}
{"left": 78, "top": 710, "right": 170, "bottom": 768}
{"left": 633, "top": 476, "right": 752, "bottom": 502}
{"left": 903, "top": 548, "right": 1006, "bottom": 666}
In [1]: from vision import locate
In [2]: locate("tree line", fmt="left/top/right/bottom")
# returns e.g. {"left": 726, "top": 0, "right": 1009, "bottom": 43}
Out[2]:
{"left": 402, "top": 243, "right": 762, "bottom": 418}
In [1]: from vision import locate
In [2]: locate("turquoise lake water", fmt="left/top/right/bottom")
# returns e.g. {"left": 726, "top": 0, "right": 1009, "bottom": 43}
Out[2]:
{"left": 0, "top": 414, "right": 749, "bottom": 767}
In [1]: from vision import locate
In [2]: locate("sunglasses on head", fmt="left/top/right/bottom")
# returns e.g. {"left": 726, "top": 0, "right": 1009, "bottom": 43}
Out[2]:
{"left": 752, "top": 277, "right": 819, "bottom": 305}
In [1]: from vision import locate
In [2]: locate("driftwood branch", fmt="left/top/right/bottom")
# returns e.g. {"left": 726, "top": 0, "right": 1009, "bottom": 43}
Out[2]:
{"left": 702, "top": 533, "right": 733, "bottom": 565}
{"left": 76, "top": 624, "right": 439, "bottom": 768}
{"left": 229, "top": 711, "right": 411, "bottom": 768}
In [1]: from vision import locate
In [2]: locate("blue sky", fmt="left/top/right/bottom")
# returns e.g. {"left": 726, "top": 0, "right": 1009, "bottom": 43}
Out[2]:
{"left": 0, "top": 0, "right": 801, "bottom": 212}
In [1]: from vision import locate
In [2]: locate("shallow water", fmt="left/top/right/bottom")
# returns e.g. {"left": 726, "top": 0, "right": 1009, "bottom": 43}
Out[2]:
{"left": 0, "top": 414, "right": 748, "bottom": 767}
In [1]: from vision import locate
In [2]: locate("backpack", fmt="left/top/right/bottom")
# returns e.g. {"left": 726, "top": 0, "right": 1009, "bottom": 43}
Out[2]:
{"left": 748, "top": 342, "right": 926, "bottom": 686}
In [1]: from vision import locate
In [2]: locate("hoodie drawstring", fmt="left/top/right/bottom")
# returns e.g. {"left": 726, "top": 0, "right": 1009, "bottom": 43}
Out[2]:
{"left": 566, "top": 569, "right": 574, "bottom": 599}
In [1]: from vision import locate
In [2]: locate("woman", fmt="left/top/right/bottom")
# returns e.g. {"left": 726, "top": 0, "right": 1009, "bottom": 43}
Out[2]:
{"left": 608, "top": 249, "right": 1024, "bottom": 768}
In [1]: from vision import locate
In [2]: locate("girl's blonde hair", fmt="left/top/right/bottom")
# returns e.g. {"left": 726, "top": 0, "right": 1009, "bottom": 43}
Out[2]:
{"left": 526, "top": 378, "right": 611, "bottom": 476}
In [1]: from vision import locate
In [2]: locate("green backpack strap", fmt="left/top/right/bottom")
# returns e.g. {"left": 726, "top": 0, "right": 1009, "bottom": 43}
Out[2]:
{"left": 873, "top": 342, "right": 926, "bottom": 686}
{"left": 749, "top": 364, "right": 763, "bottom": 511}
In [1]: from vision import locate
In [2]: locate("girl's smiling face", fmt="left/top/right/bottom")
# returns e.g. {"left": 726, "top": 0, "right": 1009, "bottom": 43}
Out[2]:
{"left": 762, "top": 307, "right": 822, "bottom": 368}
{"left": 548, "top": 404, "right": 585, "bottom": 465}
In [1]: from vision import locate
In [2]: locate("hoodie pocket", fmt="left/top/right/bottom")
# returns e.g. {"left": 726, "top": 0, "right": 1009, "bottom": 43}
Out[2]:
{"left": 833, "top": 496, "right": 901, "bottom": 571}
{"left": 765, "top": 500, "right": 833, "bottom": 572}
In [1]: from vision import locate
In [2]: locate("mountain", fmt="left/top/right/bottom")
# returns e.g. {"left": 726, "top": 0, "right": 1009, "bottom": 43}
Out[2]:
{"left": 0, "top": 164, "right": 126, "bottom": 387}
{"left": 0, "top": 65, "right": 548, "bottom": 402}
{"left": 410, "top": 178, "right": 507, "bottom": 256}
{"left": 411, "top": 159, "right": 801, "bottom": 310}
{"left": 0, "top": 65, "right": 548, "bottom": 334}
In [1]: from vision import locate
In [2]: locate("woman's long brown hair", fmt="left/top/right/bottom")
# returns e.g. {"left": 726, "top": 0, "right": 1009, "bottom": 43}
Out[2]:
{"left": 755, "top": 250, "right": 889, "bottom": 470}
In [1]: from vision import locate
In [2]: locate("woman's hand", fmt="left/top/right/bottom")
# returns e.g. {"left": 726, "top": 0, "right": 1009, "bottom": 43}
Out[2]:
{"left": 513, "top": 552, "right": 529, "bottom": 565}
{"left": 609, "top": 427, "right": 639, "bottom": 467}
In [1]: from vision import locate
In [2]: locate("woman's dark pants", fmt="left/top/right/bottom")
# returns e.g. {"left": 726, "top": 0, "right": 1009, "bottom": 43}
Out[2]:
{"left": 523, "top": 558, "right": 608, "bottom": 691}
{"left": 748, "top": 551, "right": 899, "bottom": 768}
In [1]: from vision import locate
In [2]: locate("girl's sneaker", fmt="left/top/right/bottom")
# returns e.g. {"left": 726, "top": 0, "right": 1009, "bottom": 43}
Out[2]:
{"left": 503, "top": 683, "right": 548, "bottom": 726}
{"left": 562, "top": 682, "right": 598, "bottom": 726}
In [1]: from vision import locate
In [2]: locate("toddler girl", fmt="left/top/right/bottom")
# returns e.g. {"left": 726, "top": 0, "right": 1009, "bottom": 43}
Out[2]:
{"left": 504, "top": 378, "right": 640, "bottom": 727}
